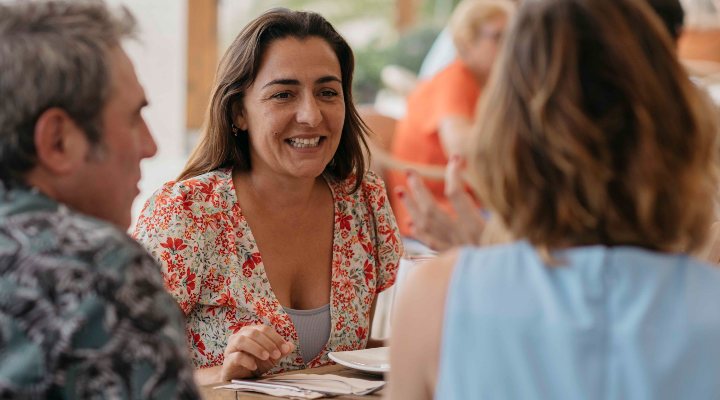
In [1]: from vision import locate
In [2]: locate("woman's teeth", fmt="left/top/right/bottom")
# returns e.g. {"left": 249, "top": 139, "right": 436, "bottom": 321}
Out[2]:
{"left": 287, "top": 137, "right": 321, "bottom": 148}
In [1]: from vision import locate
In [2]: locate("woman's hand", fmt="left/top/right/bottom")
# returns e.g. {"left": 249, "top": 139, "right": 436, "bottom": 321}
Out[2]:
{"left": 220, "top": 324, "right": 296, "bottom": 381}
{"left": 399, "top": 156, "right": 485, "bottom": 251}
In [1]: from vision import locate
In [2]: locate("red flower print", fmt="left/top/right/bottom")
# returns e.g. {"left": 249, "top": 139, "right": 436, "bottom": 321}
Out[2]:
{"left": 160, "top": 237, "right": 187, "bottom": 252}
{"left": 181, "top": 199, "right": 194, "bottom": 211}
{"left": 217, "top": 290, "right": 237, "bottom": 308}
{"left": 242, "top": 252, "right": 261, "bottom": 278}
{"left": 355, "top": 326, "right": 367, "bottom": 341}
{"left": 383, "top": 228, "right": 399, "bottom": 246}
{"left": 254, "top": 297, "right": 273, "bottom": 318}
{"left": 336, "top": 214, "right": 352, "bottom": 231}
{"left": 339, "top": 275, "right": 354, "bottom": 296}
{"left": 363, "top": 260, "right": 374, "bottom": 285}
{"left": 376, "top": 193, "right": 386, "bottom": 210}
{"left": 229, "top": 317, "right": 253, "bottom": 333}
{"left": 164, "top": 273, "right": 180, "bottom": 292}
{"left": 197, "top": 182, "right": 214, "bottom": 202}
{"left": 361, "top": 241, "right": 373, "bottom": 256}
{"left": 185, "top": 269, "right": 196, "bottom": 294}
{"left": 270, "top": 312, "right": 285, "bottom": 328}
{"left": 243, "top": 288, "right": 253, "bottom": 304}
{"left": 191, "top": 331, "right": 206, "bottom": 356}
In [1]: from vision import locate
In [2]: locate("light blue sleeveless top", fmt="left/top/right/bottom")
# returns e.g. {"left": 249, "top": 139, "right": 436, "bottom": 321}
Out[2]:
{"left": 437, "top": 241, "right": 720, "bottom": 400}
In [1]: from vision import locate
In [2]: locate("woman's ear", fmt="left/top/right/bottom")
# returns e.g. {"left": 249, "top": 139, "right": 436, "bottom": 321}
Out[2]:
{"left": 231, "top": 102, "right": 249, "bottom": 131}
{"left": 33, "top": 107, "right": 90, "bottom": 175}
{"left": 235, "top": 114, "right": 249, "bottom": 131}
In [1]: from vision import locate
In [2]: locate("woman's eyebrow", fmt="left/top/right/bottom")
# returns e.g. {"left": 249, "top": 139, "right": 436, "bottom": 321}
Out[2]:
{"left": 317, "top": 75, "right": 341, "bottom": 84}
{"left": 262, "top": 78, "right": 300, "bottom": 88}
{"left": 262, "top": 75, "right": 341, "bottom": 89}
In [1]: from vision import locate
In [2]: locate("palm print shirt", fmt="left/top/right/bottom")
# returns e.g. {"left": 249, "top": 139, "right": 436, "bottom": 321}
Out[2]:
{"left": 133, "top": 168, "right": 402, "bottom": 373}
{"left": 0, "top": 182, "right": 199, "bottom": 399}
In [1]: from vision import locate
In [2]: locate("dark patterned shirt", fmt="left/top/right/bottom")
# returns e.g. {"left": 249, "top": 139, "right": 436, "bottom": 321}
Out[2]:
{"left": 0, "top": 182, "right": 199, "bottom": 399}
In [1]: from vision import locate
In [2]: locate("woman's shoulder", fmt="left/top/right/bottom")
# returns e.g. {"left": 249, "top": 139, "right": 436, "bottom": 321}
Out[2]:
{"left": 329, "top": 170, "right": 387, "bottom": 197}
{"left": 153, "top": 168, "right": 233, "bottom": 204}
{"left": 359, "top": 170, "right": 388, "bottom": 194}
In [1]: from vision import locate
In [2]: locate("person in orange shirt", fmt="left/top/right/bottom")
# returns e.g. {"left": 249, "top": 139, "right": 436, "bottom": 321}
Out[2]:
{"left": 397, "top": 0, "right": 694, "bottom": 251}
{"left": 387, "top": 0, "right": 515, "bottom": 238}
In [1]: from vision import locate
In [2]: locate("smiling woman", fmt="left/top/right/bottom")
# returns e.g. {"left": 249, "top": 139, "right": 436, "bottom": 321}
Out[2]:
{"left": 235, "top": 36, "right": 345, "bottom": 181}
{"left": 132, "top": 8, "right": 402, "bottom": 386}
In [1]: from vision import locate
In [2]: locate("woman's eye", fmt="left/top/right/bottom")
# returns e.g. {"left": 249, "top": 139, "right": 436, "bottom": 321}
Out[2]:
{"left": 320, "top": 89, "right": 339, "bottom": 98}
{"left": 271, "top": 92, "right": 292, "bottom": 100}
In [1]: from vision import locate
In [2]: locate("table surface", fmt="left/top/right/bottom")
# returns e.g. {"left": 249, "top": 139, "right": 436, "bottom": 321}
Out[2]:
{"left": 199, "top": 364, "right": 385, "bottom": 399}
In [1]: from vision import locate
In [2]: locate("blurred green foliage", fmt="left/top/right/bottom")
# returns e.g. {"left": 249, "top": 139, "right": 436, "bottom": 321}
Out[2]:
{"left": 226, "top": 0, "right": 455, "bottom": 104}
{"left": 353, "top": 25, "right": 442, "bottom": 104}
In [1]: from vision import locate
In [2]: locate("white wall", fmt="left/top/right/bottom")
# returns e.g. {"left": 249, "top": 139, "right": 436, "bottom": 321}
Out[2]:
{"left": 107, "top": 0, "right": 189, "bottom": 227}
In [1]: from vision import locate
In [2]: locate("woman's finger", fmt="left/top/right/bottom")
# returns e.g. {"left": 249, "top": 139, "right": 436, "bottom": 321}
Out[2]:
{"left": 226, "top": 334, "right": 271, "bottom": 360}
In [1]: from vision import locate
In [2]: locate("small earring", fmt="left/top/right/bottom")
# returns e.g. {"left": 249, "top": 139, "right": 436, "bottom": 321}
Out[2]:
{"left": 232, "top": 124, "right": 239, "bottom": 137}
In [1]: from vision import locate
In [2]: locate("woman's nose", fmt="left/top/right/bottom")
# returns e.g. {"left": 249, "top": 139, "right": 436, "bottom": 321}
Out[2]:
{"left": 296, "top": 95, "right": 322, "bottom": 127}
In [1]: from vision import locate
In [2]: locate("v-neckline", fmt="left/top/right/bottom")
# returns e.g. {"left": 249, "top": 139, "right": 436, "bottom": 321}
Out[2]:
{"left": 226, "top": 168, "right": 338, "bottom": 366}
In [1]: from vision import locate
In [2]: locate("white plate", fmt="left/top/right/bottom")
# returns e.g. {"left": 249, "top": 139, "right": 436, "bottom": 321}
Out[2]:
{"left": 328, "top": 347, "right": 390, "bottom": 374}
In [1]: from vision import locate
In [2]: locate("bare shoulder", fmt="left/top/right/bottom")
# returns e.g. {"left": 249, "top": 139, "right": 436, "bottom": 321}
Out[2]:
{"left": 388, "top": 249, "right": 460, "bottom": 400}
{"left": 406, "top": 249, "right": 459, "bottom": 305}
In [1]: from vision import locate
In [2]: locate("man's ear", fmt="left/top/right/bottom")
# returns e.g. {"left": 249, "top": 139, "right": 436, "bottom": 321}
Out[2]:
{"left": 33, "top": 108, "right": 89, "bottom": 175}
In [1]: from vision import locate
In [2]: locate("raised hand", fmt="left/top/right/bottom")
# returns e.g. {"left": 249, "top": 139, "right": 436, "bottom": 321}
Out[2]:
{"left": 399, "top": 156, "right": 485, "bottom": 251}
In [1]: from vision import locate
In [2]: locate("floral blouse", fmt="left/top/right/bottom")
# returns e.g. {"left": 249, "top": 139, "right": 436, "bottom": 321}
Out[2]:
{"left": 133, "top": 168, "right": 402, "bottom": 373}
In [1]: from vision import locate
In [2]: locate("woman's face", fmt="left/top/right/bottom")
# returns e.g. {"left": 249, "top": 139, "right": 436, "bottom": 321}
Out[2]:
{"left": 462, "top": 15, "right": 507, "bottom": 82}
{"left": 236, "top": 36, "right": 345, "bottom": 180}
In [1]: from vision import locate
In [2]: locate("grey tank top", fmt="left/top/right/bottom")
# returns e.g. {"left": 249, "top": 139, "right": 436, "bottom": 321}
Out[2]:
{"left": 283, "top": 304, "right": 331, "bottom": 364}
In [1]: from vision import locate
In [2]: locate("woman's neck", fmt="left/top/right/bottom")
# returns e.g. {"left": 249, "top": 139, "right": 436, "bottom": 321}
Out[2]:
{"left": 233, "top": 168, "right": 327, "bottom": 212}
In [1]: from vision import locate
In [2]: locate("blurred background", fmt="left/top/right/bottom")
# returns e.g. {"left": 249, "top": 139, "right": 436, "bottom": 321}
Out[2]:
{"left": 113, "top": 0, "right": 720, "bottom": 227}
{"left": 113, "top": 0, "right": 462, "bottom": 225}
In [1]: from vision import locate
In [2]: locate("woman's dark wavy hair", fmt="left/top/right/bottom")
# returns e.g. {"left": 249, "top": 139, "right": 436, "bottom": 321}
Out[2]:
{"left": 179, "top": 8, "right": 369, "bottom": 192}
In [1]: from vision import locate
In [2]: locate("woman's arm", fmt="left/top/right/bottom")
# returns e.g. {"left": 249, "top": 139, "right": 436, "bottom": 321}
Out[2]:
{"left": 387, "top": 250, "right": 458, "bottom": 400}
{"left": 438, "top": 115, "right": 474, "bottom": 158}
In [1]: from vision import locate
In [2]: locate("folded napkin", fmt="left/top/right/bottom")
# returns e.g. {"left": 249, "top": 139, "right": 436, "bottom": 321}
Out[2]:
{"left": 215, "top": 373, "right": 385, "bottom": 399}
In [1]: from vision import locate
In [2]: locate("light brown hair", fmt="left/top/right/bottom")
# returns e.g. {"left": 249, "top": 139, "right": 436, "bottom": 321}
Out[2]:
{"left": 469, "top": 0, "right": 720, "bottom": 253}
{"left": 449, "top": 0, "right": 516, "bottom": 52}
{"left": 179, "top": 8, "right": 369, "bottom": 192}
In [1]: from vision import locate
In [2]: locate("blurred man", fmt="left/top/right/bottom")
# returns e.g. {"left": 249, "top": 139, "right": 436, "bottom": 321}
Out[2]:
{"left": 0, "top": 1, "right": 198, "bottom": 397}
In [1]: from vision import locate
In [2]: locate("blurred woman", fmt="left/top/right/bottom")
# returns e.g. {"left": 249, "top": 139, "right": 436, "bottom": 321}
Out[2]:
{"left": 398, "top": 0, "right": 687, "bottom": 253}
{"left": 389, "top": 0, "right": 720, "bottom": 398}
{"left": 387, "top": 0, "right": 515, "bottom": 238}
{"left": 134, "top": 9, "right": 401, "bottom": 384}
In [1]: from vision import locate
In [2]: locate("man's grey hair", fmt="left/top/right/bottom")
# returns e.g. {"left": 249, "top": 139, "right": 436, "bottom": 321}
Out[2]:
{"left": 0, "top": 0, "right": 136, "bottom": 185}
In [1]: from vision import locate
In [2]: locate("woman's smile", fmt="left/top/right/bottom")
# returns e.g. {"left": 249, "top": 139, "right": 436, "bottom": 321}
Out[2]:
{"left": 286, "top": 136, "right": 325, "bottom": 149}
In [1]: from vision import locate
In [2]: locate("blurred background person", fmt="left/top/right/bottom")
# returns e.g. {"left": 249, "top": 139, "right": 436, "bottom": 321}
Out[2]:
{"left": 134, "top": 9, "right": 401, "bottom": 384}
{"left": 386, "top": 0, "right": 515, "bottom": 239}
{"left": 389, "top": 0, "right": 720, "bottom": 398}
{"left": 398, "top": 0, "right": 702, "bottom": 253}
